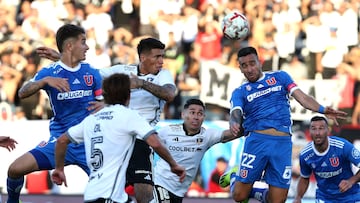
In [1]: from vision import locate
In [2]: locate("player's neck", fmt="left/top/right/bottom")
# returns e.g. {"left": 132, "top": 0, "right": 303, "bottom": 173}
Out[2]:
{"left": 138, "top": 64, "right": 149, "bottom": 75}
{"left": 61, "top": 54, "right": 80, "bottom": 68}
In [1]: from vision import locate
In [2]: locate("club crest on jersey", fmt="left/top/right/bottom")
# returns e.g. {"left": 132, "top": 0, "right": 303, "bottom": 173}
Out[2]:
{"left": 240, "top": 169, "right": 248, "bottom": 178}
{"left": 246, "top": 85, "right": 251, "bottom": 91}
{"left": 265, "top": 77, "right": 277, "bottom": 85}
{"left": 196, "top": 138, "right": 203, "bottom": 144}
{"left": 329, "top": 157, "right": 339, "bottom": 167}
{"left": 84, "top": 75, "right": 94, "bottom": 86}
{"left": 352, "top": 148, "right": 360, "bottom": 159}
{"left": 38, "top": 140, "right": 48, "bottom": 148}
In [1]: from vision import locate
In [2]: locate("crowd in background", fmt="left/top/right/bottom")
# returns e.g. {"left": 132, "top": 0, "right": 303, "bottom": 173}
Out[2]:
{"left": 1, "top": 0, "right": 360, "bottom": 198}
{"left": 0, "top": 0, "right": 359, "bottom": 123}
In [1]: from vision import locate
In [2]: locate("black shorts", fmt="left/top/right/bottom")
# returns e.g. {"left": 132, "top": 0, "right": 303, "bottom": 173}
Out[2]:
{"left": 154, "top": 185, "right": 183, "bottom": 203}
{"left": 126, "top": 139, "right": 153, "bottom": 185}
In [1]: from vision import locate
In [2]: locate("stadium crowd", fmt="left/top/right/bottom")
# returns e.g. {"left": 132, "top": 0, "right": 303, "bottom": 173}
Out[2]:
{"left": 0, "top": 0, "right": 359, "bottom": 123}
{"left": 0, "top": 0, "right": 360, "bottom": 199}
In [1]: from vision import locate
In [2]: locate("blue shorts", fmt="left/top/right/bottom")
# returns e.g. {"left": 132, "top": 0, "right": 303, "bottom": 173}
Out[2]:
{"left": 238, "top": 132, "right": 292, "bottom": 189}
{"left": 30, "top": 136, "right": 89, "bottom": 175}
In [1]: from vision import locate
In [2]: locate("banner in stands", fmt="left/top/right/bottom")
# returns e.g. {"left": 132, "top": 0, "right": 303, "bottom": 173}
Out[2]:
{"left": 200, "top": 61, "right": 343, "bottom": 121}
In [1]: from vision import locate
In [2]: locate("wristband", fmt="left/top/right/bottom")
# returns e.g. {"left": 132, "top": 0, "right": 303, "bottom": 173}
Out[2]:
{"left": 318, "top": 105, "right": 325, "bottom": 114}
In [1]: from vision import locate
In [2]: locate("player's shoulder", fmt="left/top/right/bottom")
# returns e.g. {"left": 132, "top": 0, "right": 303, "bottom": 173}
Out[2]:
{"left": 299, "top": 142, "right": 314, "bottom": 157}
{"left": 328, "top": 136, "right": 349, "bottom": 148}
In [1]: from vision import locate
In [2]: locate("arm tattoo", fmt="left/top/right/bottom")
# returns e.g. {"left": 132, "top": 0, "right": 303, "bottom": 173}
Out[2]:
{"left": 142, "top": 81, "right": 176, "bottom": 102}
{"left": 18, "top": 81, "right": 42, "bottom": 99}
{"left": 230, "top": 109, "right": 243, "bottom": 125}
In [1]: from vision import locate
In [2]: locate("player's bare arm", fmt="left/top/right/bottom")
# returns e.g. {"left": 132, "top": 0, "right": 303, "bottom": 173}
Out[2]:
{"left": 130, "top": 73, "right": 176, "bottom": 102}
{"left": 145, "top": 133, "right": 186, "bottom": 182}
{"left": 293, "top": 177, "right": 310, "bottom": 203}
{"left": 292, "top": 89, "right": 347, "bottom": 125}
{"left": 52, "top": 133, "right": 71, "bottom": 187}
{"left": 0, "top": 136, "right": 17, "bottom": 151}
{"left": 36, "top": 46, "right": 61, "bottom": 61}
{"left": 19, "top": 77, "right": 70, "bottom": 99}
{"left": 229, "top": 109, "right": 243, "bottom": 136}
{"left": 339, "top": 170, "right": 360, "bottom": 193}
{"left": 221, "top": 129, "right": 242, "bottom": 143}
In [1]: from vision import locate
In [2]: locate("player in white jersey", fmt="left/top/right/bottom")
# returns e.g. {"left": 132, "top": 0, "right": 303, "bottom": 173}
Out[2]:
{"left": 153, "top": 99, "right": 240, "bottom": 203}
{"left": 52, "top": 73, "right": 185, "bottom": 203}
{"left": 37, "top": 38, "right": 177, "bottom": 203}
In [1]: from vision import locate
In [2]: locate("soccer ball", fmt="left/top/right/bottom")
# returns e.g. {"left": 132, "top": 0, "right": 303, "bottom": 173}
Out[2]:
{"left": 221, "top": 11, "right": 250, "bottom": 40}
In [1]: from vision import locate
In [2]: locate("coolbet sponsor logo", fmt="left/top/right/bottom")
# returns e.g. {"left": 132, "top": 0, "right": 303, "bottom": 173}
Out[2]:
{"left": 316, "top": 168, "right": 343, "bottom": 178}
{"left": 57, "top": 90, "right": 93, "bottom": 100}
{"left": 247, "top": 85, "right": 282, "bottom": 102}
{"left": 168, "top": 145, "right": 202, "bottom": 152}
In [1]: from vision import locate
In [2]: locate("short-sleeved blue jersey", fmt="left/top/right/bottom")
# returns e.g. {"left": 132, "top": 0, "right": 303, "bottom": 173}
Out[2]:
{"left": 299, "top": 136, "right": 360, "bottom": 199}
{"left": 32, "top": 61, "right": 103, "bottom": 137}
{"left": 230, "top": 71, "right": 299, "bottom": 135}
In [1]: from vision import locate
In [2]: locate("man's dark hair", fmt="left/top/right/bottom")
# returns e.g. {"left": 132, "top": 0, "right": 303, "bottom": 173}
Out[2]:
{"left": 310, "top": 116, "right": 328, "bottom": 125}
{"left": 184, "top": 99, "right": 205, "bottom": 110}
{"left": 56, "top": 24, "right": 85, "bottom": 53}
{"left": 137, "top": 38, "right": 165, "bottom": 56}
{"left": 102, "top": 73, "right": 130, "bottom": 105}
{"left": 237, "top": 46, "right": 258, "bottom": 58}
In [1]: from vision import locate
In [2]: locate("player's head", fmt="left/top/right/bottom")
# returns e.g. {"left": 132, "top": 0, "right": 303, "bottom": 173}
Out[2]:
{"left": 56, "top": 24, "right": 88, "bottom": 62}
{"left": 309, "top": 116, "right": 329, "bottom": 147}
{"left": 182, "top": 99, "right": 206, "bottom": 134}
{"left": 102, "top": 73, "right": 130, "bottom": 106}
{"left": 237, "top": 46, "right": 263, "bottom": 82}
{"left": 137, "top": 37, "right": 165, "bottom": 75}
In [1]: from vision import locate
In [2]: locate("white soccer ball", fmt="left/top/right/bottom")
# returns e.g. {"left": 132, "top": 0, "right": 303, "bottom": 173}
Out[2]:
{"left": 221, "top": 11, "right": 250, "bottom": 40}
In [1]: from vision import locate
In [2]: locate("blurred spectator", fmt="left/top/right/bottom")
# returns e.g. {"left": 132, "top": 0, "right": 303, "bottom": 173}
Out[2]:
{"left": 320, "top": 27, "right": 348, "bottom": 79}
{"left": 0, "top": 64, "right": 22, "bottom": 104}
{"left": 82, "top": 3, "right": 113, "bottom": 47}
{"left": 332, "top": 62, "right": 356, "bottom": 125}
{"left": 336, "top": 1, "right": 358, "bottom": 51}
{"left": 280, "top": 54, "right": 308, "bottom": 81}
{"left": 207, "top": 157, "right": 230, "bottom": 195}
{"left": 301, "top": 15, "right": 328, "bottom": 79}
{"left": 258, "top": 32, "right": 278, "bottom": 71}
{"left": 86, "top": 44, "right": 111, "bottom": 69}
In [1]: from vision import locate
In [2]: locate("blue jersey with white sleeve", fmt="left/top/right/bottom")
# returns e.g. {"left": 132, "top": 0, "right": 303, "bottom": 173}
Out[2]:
{"left": 230, "top": 71, "right": 299, "bottom": 135}
{"left": 32, "top": 61, "right": 103, "bottom": 137}
{"left": 299, "top": 136, "right": 360, "bottom": 200}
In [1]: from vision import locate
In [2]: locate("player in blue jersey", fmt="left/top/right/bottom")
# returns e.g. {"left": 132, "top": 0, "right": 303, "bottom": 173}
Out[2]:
{"left": 36, "top": 38, "right": 177, "bottom": 203}
{"left": 293, "top": 116, "right": 360, "bottom": 203}
{"left": 220, "top": 46, "right": 347, "bottom": 203}
{"left": 6, "top": 24, "right": 103, "bottom": 203}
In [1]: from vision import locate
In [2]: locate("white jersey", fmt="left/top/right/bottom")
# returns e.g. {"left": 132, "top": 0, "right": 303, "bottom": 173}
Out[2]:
{"left": 67, "top": 104, "right": 156, "bottom": 202}
{"left": 100, "top": 64, "right": 175, "bottom": 126}
{"left": 154, "top": 123, "right": 224, "bottom": 197}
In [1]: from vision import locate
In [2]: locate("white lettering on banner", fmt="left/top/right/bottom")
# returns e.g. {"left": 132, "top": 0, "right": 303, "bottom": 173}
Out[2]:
{"left": 200, "top": 61, "right": 342, "bottom": 121}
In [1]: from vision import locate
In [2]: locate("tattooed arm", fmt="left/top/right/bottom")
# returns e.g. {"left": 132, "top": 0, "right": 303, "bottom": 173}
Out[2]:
{"left": 229, "top": 109, "right": 244, "bottom": 137}
{"left": 130, "top": 73, "right": 176, "bottom": 102}
{"left": 18, "top": 77, "right": 70, "bottom": 99}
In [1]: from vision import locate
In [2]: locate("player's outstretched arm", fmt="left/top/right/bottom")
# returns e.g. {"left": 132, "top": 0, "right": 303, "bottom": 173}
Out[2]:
{"left": 0, "top": 136, "right": 17, "bottom": 151}
{"left": 36, "top": 46, "right": 61, "bottom": 62}
{"left": 52, "top": 133, "right": 71, "bottom": 187}
{"left": 291, "top": 89, "right": 347, "bottom": 125}
{"left": 293, "top": 177, "right": 310, "bottom": 203}
{"left": 145, "top": 133, "right": 186, "bottom": 182}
